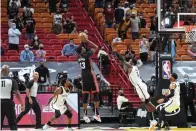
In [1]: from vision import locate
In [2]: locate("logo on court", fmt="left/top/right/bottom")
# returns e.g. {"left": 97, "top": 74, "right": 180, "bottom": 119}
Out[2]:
{"left": 162, "top": 61, "right": 171, "bottom": 79}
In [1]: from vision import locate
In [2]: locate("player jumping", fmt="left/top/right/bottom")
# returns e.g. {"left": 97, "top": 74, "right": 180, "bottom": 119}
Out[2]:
{"left": 151, "top": 73, "right": 180, "bottom": 131}
{"left": 43, "top": 78, "right": 73, "bottom": 130}
{"left": 77, "top": 39, "right": 101, "bottom": 123}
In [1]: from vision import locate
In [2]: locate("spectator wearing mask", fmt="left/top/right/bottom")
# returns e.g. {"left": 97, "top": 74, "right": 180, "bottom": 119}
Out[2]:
{"left": 13, "top": 15, "right": 24, "bottom": 32}
{"left": 180, "top": 74, "right": 196, "bottom": 122}
{"left": 126, "top": 4, "right": 137, "bottom": 16}
{"left": 35, "top": 62, "right": 51, "bottom": 91}
{"left": 96, "top": 74, "right": 112, "bottom": 107}
{"left": 146, "top": 76, "right": 156, "bottom": 97}
{"left": 122, "top": 1, "right": 130, "bottom": 17}
{"left": 104, "top": 3, "right": 115, "bottom": 28}
{"left": 23, "top": 5, "right": 33, "bottom": 26}
{"left": 52, "top": 11, "right": 63, "bottom": 35}
{"left": 63, "top": 18, "right": 77, "bottom": 34}
{"left": 26, "top": 17, "right": 36, "bottom": 40}
{"left": 117, "top": 89, "right": 129, "bottom": 110}
{"left": 139, "top": 35, "right": 149, "bottom": 63}
{"left": 20, "top": 44, "right": 34, "bottom": 62}
{"left": 130, "top": 12, "right": 141, "bottom": 40}
{"left": 118, "top": 14, "right": 131, "bottom": 40}
{"left": 73, "top": 74, "right": 83, "bottom": 91}
{"left": 29, "top": 35, "right": 42, "bottom": 50}
{"left": 8, "top": 23, "right": 21, "bottom": 51}
{"left": 149, "top": 36, "right": 156, "bottom": 62}
{"left": 188, "top": 42, "right": 196, "bottom": 57}
{"left": 35, "top": 44, "right": 46, "bottom": 62}
{"left": 95, "top": 0, "right": 104, "bottom": 8}
{"left": 8, "top": 2, "right": 19, "bottom": 27}
{"left": 138, "top": 13, "right": 146, "bottom": 28}
{"left": 150, "top": 17, "right": 157, "bottom": 35}
{"left": 115, "top": 3, "right": 124, "bottom": 24}
{"left": 61, "top": 39, "right": 78, "bottom": 56}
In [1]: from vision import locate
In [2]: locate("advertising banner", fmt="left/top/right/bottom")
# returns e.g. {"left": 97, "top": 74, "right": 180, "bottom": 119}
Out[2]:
{"left": 3, "top": 93, "right": 79, "bottom": 125}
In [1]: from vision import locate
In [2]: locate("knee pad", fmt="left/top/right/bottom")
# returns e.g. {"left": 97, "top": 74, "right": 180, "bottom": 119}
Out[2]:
{"left": 83, "top": 94, "right": 89, "bottom": 104}
{"left": 93, "top": 92, "right": 99, "bottom": 102}
{"left": 66, "top": 111, "right": 73, "bottom": 118}
{"left": 55, "top": 110, "right": 61, "bottom": 118}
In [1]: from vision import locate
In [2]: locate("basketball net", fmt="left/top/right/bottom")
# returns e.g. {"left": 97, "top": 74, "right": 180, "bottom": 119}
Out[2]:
{"left": 184, "top": 26, "right": 196, "bottom": 43}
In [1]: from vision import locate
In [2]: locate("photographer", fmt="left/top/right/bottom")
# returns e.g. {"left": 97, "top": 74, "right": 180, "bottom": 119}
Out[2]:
{"left": 96, "top": 74, "right": 112, "bottom": 107}
{"left": 35, "top": 62, "right": 51, "bottom": 92}
{"left": 56, "top": 71, "right": 72, "bottom": 86}
{"left": 11, "top": 71, "right": 26, "bottom": 91}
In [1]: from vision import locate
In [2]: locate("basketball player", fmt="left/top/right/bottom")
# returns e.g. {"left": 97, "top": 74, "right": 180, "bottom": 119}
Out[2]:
{"left": 43, "top": 78, "right": 73, "bottom": 130}
{"left": 77, "top": 39, "right": 101, "bottom": 123}
{"left": 127, "top": 59, "right": 155, "bottom": 112}
{"left": 1, "top": 65, "right": 24, "bottom": 130}
{"left": 153, "top": 73, "right": 180, "bottom": 130}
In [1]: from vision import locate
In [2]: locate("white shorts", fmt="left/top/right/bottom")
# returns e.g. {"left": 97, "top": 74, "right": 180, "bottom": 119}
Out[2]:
{"left": 134, "top": 81, "right": 150, "bottom": 102}
{"left": 52, "top": 104, "right": 68, "bottom": 115}
{"left": 163, "top": 99, "right": 180, "bottom": 113}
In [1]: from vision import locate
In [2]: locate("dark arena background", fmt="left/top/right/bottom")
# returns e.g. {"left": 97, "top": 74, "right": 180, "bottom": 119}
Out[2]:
{"left": 1, "top": 0, "right": 196, "bottom": 130}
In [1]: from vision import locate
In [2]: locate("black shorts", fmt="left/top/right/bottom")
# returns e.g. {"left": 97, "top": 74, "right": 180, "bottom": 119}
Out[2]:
{"left": 82, "top": 71, "right": 99, "bottom": 93}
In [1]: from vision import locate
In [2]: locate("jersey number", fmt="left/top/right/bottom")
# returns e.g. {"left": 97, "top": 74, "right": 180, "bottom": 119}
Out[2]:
{"left": 80, "top": 62, "right": 86, "bottom": 69}
{"left": 1, "top": 81, "right": 5, "bottom": 87}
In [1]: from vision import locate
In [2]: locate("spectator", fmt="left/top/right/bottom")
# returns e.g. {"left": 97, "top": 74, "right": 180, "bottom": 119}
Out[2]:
{"left": 9, "top": 0, "right": 21, "bottom": 8}
{"left": 49, "top": 0, "right": 57, "bottom": 14}
{"left": 95, "top": 0, "right": 104, "bottom": 8}
{"left": 59, "top": 0, "right": 68, "bottom": 12}
{"left": 146, "top": 76, "right": 156, "bottom": 97}
{"left": 118, "top": 14, "right": 131, "bottom": 40}
{"left": 96, "top": 74, "right": 112, "bottom": 107}
{"left": 73, "top": 74, "right": 83, "bottom": 91}
{"left": 185, "top": 1, "right": 194, "bottom": 13}
{"left": 126, "top": 4, "right": 137, "bottom": 16}
{"left": 122, "top": 1, "right": 130, "bottom": 17}
{"left": 117, "top": 89, "right": 128, "bottom": 110}
{"left": 20, "top": 44, "right": 34, "bottom": 62}
{"left": 52, "top": 11, "right": 63, "bottom": 35}
{"left": 61, "top": 39, "right": 78, "bottom": 56}
{"left": 104, "top": 3, "right": 115, "bottom": 28}
{"left": 22, "top": 5, "right": 33, "bottom": 26}
{"left": 8, "top": 2, "right": 19, "bottom": 27}
{"left": 139, "top": 35, "right": 149, "bottom": 63}
{"left": 21, "top": 0, "right": 29, "bottom": 7}
{"left": 138, "top": 13, "right": 146, "bottom": 28}
{"left": 26, "top": 17, "right": 36, "bottom": 40}
{"left": 8, "top": 23, "right": 21, "bottom": 51}
{"left": 130, "top": 12, "right": 141, "bottom": 40}
{"left": 63, "top": 18, "right": 77, "bottom": 34}
{"left": 164, "top": 36, "right": 176, "bottom": 62}
{"left": 35, "top": 44, "right": 46, "bottom": 62}
{"left": 150, "top": 17, "right": 157, "bottom": 35}
{"left": 181, "top": 74, "right": 196, "bottom": 122}
{"left": 115, "top": 3, "right": 124, "bottom": 24}
{"left": 29, "top": 35, "right": 42, "bottom": 50}
{"left": 13, "top": 15, "right": 24, "bottom": 32}
{"left": 35, "top": 62, "right": 51, "bottom": 91}
{"left": 149, "top": 36, "right": 156, "bottom": 62}
{"left": 97, "top": 47, "right": 110, "bottom": 75}
{"left": 188, "top": 42, "right": 196, "bottom": 57}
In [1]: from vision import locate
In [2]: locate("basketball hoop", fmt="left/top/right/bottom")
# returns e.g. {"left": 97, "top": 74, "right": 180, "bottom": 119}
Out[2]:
{"left": 184, "top": 26, "right": 196, "bottom": 43}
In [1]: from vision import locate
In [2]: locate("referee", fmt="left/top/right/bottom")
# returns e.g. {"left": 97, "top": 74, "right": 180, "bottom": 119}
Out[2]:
{"left": 1, "top": 65, "right": 24, "bottom": 130}
{"left": 16, "top": 72, "right": 42, "bottom": 129}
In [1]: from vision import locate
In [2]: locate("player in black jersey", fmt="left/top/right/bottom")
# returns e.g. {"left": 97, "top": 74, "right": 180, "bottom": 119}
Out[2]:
{"left": 77, "top": 39, "right": 101, "bottom": 123}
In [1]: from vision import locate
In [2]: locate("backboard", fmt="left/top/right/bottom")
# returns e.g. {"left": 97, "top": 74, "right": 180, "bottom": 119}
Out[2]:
{"left": 157, "top": 0, "right": 196, "bottom": 33}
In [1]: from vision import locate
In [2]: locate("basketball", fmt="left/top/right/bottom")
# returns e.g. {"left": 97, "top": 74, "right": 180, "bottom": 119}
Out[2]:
{"left": 78, "top": 32, "right": 88, "bottom": 42}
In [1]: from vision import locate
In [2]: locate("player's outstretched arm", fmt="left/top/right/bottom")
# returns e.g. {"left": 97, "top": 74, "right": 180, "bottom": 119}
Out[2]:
{"left": 47, "top": 87, "right": 61, "bottom": 105}
{"left": 86, "top": 39, "right": 98, "bottom": 53}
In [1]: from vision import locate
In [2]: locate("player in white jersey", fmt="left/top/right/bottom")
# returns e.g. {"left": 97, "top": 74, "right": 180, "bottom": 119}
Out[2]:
{"left": 153, "top": 73, "right": 180, "bottom": 131}
{"left": 125, "top": 59, "right": 155, "bottom": 112}
{"left": 43, "top": 78, "right": 73, "bottom": 130}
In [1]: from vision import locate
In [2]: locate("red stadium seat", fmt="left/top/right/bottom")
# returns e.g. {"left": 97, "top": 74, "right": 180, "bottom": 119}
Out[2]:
{"left": 45, "top": 56, "right": 57, "bottom": 61}
{"left": 57, "top": 56, "right": 69, "bottom": 62}
{"left": 49, "top": 39, "right": 59, "bottom": 43}
{"left": 54, "top": 50, "right": 62, "bottom": 56}
{"left": 37, "top": 34, "right": 45, "bottom": 39}
{"left": 47, "top": 34, "right": 57, "bottom": 39}
{"left": 1, "top": 56, "right": 9, "bottom": 62}
{"left": 45, "top": 50, "right": 54, "bottom": 56}
{"left": 9, "top": 56, "right": 20, "bottom": 62}
{"left": 39, "top": 39, "right": 49, "bottom": 44}
{"left": 7, "top": 50, "right": 19, "bottom": 56}
{"left": 52, "top": 45, "right": 62, "bottom": 50}
{"left": 69, "top": 56, "right": 77, "bottom": 61}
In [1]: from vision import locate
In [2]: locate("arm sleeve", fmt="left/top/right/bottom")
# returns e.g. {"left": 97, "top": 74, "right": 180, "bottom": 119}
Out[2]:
{"left": 12, "top": 79, "right": 19, "bottom": 91}
{"left": 164, "top": 89, "right": 174, "bottom": 100}
{"left": 26, "top": 80, "right": 34, "bottom": 89}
